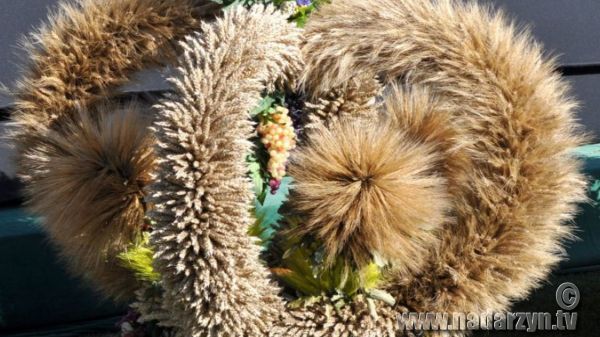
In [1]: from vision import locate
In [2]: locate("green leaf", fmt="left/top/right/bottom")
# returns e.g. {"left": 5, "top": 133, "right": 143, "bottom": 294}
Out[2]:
{"left": 284, "top": 246, "right": 317, "bottom": 279}
{"left": 328, "top": 258, "right": 346, "bottom": 292}
{"left": 247, "top": 156, "right": 264, "bottom": 197}
{"left": 341, "top": 268, "right": 361, "bottom": 296}
{"left": 117, "top": 233, "right": 160, "bottom": 283}
{"left": 250, "top": 177, "right": 292, "bottom": 247}
{"left": 250, "top": 95, "right": 277, "bottom": 117}
{"left": 360, "top": 263, "right": 382, "bottom": 290}
{"left": 248, "top": 208, "right": 268, "bottom": 240}
{"left": 272, "top": 264, "right": 322, "bottom": 296}
{"left": 287, "top": 295, "right": 323, "bottom": 309}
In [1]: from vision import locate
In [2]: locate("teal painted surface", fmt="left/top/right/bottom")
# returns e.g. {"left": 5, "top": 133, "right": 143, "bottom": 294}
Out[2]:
{"left": 0, "top": 208, "right": 42, "bottom": 238}
{"left": 560, "top": 145, "right": 600, "bottom": 270}
{"left": 573, "top": 143, "right": 600, "bottom": 158}
{"left": 0, "top": 208, "right": 124, "bottom": 332}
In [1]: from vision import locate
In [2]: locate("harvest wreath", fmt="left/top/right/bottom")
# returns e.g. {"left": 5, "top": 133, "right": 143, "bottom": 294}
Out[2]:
{"left": 9, "top": 0, "right": 586, "bottom": 336}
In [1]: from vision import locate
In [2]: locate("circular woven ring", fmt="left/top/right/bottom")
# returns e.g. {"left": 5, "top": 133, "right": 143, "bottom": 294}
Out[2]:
{"left": 12, "top": 0, "right": 587, "bottom": 336}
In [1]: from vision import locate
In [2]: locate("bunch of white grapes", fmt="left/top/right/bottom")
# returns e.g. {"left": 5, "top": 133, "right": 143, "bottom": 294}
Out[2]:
{"left": 257, "top": 106, "right": 297, "bottom": 183}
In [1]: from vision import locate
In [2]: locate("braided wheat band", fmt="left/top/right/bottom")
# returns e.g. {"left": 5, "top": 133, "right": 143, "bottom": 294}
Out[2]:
{"left": 147, "top": 7, "right": 302, "bottom": 336}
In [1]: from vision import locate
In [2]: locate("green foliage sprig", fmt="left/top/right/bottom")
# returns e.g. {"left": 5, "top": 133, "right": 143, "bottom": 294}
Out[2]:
{"left": 288, "top": 0, "right": 330, "bottom": 27}
{"left": 247, "top": 92, "right": 287, "bottom": 201}
{"left": 248, "top": 176, "right": 292, "bottom": 247}
{"left": 211, "top": 0, "right": 330, "bottom": 27}
{"left": 269, "top": 217, "right": 394, "bottom": 312}
{"left": 247, "top": 94, "right": 290, "bottom": 246}
{"left": 244, "top": 73, "right": 391, "bottom": 315}
{"left": 117, "top": 232, "right": 160, "bottom": 284}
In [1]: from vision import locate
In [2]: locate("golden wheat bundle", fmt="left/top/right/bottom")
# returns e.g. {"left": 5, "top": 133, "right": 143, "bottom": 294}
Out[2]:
{"left": 299, "top": 0, "right": 586, "bottom": 322}
{"left": 11, "top": 0, "right": 222, "bottom": 301}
